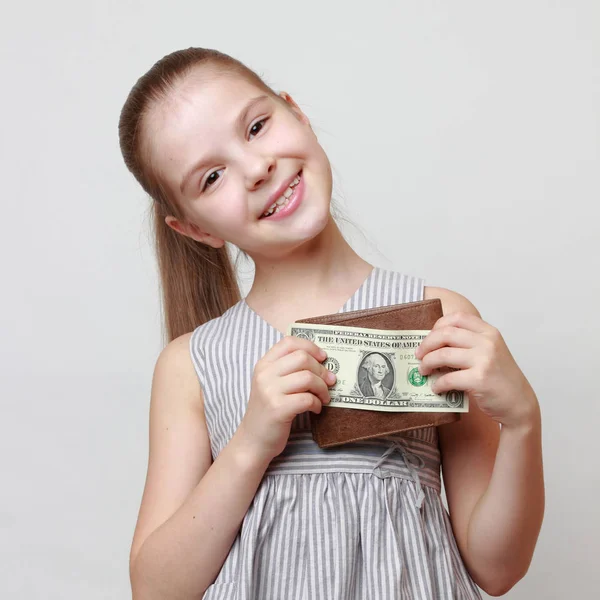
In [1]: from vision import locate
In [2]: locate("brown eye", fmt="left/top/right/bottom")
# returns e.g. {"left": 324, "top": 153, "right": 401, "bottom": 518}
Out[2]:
{"left": 249, "top": 118, "right": 268, "bottom": 139}
{"left": 202, "top": 168, "right": 224, "bottom": 191}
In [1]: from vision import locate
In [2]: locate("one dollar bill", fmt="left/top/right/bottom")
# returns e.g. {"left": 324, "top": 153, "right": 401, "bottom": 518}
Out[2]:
{"left": 288, "top": 322, "right": 468, "bottom": 413}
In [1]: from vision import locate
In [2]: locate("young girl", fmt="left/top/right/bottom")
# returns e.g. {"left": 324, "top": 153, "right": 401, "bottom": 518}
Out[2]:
{"left": 119, "top": 48, "right": 544, "bottom": 600}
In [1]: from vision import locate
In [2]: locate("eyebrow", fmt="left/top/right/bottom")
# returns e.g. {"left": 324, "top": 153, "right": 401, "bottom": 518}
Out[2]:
{"left": 179, "top": 94, "right": 270, "bottom": 194}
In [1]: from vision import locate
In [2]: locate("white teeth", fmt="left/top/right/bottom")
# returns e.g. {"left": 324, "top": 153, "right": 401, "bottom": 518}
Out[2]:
{"left": 261, "top": 172, "right": 302, "bottom": 218}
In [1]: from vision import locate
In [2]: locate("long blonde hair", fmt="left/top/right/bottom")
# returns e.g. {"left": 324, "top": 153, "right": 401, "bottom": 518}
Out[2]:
{"left": 118, "top": 48, "right": 281, "bottom": 343}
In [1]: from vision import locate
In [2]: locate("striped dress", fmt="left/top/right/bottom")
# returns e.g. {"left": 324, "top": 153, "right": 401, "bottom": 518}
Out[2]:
{"left": 190, "top": 267, "right": 482, "bottom": 599}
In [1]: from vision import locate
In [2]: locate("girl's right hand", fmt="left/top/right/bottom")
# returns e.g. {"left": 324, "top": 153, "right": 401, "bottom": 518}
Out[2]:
{"left": 236, "top": 335, "right": 336, "bottom": 465}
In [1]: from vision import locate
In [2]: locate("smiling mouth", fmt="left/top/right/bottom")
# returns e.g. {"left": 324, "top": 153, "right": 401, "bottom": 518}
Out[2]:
{"left": 259, "top": 170, "right": 303, "bottom": 219}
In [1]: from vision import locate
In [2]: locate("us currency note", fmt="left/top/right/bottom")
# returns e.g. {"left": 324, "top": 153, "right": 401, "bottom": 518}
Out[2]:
{"left": 288, "top": 322, "right": 468, "bottom": 413}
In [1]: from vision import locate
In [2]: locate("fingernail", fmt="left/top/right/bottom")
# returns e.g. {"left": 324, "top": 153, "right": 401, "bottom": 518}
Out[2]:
{"left": 327, "top": 371, "right": 337, "bottom": 384}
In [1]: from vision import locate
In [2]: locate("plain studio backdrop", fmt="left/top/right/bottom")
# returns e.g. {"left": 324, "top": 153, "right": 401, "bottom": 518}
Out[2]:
{"left": 1, "top": 1, "right": 598, "bottom": 598}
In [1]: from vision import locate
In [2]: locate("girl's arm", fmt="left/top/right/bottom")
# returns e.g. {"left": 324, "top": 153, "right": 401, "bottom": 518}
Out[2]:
{"left": 421, "top": 286, "right": 545, "bottom": 597}
{"left": 129, "top": 332, "right": 332, "bottom": 600}
{"left": 129, "top": 334, "right": 273, "bottom": 600}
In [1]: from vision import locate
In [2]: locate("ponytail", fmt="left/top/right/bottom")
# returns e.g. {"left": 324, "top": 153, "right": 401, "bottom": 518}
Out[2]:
{"left": 152, "top": 203, "right": 240, "bottom": 343}
{"left": 118, "top": 48, "right": 273, "bottom": 342}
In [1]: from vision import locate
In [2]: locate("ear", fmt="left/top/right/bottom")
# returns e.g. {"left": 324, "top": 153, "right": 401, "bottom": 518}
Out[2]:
{"left": 165, "top": 216, "right": 225, "bottom": 249}
{"left": 278, "top": 91, "right": 310, "bottom": 126}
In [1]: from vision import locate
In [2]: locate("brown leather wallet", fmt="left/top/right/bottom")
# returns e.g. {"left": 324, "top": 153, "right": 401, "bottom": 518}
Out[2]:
{"left": 296, "top": 298, "right": 460, "bottom": 448}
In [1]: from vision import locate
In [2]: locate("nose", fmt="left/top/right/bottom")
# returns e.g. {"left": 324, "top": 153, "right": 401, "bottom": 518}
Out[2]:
{"left": 246, "top": 154, "right": 276, "bottom": 190}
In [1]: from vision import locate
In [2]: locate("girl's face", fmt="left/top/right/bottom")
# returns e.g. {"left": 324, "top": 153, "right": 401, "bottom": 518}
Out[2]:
{"left": 146, "top": 69, "right": 333, "bottom": 259}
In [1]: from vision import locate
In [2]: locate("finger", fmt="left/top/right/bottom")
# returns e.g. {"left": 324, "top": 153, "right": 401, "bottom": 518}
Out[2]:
{"left": 262, "top": 335, "right": 326, "bottom": 364}
{"left": 430, "top": 369, "right": 471, "bottom": 395}
{"left": 274, "top": 349, "right": 336, "bottom": 384}
{"left": 418, "top": 347, "right": 472, "bottom": 376}
{"left": 431, "top": 311, "right": 489, "bottom": 334}
{"left": 286, "top": 393, "right": 323, "bottom": 416}
{"left": 415, "top": 326, "right": 478, "bottom": 359}
{"left": 280, "top": 371, "right": 331, "bottom": 406}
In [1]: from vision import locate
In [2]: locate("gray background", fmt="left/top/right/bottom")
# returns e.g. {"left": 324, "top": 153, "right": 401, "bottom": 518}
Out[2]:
{"left": 1, "top": 1, "right": 598, "bottom": 598}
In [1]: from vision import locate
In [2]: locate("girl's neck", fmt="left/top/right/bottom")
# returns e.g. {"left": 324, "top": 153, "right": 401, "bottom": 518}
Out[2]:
{"left": 245, "top": 218, "right": 373, "bottom": 319}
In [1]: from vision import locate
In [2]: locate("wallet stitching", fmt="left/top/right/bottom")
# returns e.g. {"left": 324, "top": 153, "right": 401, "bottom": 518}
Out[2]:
{"left": 298, "top": 299, "right": 440, "bottom": 325}
{"left": 312, "top": 412, "right": 460, "bottom": 443}
{"left": 316, "top": 421, "right": 438, "bottom": 447}
{"left": 314, "top": 416, "right": 460, "bottom": 448}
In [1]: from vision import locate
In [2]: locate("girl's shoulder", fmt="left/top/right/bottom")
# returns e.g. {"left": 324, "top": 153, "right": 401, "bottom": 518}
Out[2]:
{"left": 189, "top": 299, "right": 246, "bottom": 360}
{"left": 191, "top": 299, "right": 244, "bottom": 336}
{"left": 423, "top": 285, "right": 481, "bottom": 317}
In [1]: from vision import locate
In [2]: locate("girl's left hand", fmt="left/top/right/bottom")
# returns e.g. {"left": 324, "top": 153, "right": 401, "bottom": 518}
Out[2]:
{"left": 414, "top": 311, "right": 539, "bottom": 429}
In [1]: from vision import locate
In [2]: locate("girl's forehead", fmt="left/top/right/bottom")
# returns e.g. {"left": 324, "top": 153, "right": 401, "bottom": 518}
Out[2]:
{"left": 161, "top": 72, "right": 264, "bottom": 126}
{"left": 146, "top": 74, "right": 268, "bottom": 177}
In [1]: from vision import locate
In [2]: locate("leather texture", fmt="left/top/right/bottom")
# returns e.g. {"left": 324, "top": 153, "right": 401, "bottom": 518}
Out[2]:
{"left": 296, "top": 298, "right": 460, "bottom": 448}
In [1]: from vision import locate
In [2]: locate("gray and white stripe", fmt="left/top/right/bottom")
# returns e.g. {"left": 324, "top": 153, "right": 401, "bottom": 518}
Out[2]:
{"left": 190, "top": 267, "right": 481, "bottom": 599}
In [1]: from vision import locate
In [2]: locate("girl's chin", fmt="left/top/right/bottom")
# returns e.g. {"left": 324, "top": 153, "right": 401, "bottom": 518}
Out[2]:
{"left": 288, "top": 202, "right": 332, "bottom": 237}
{"left": 246, "top": 208, "right": 333, "bottom": 258}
